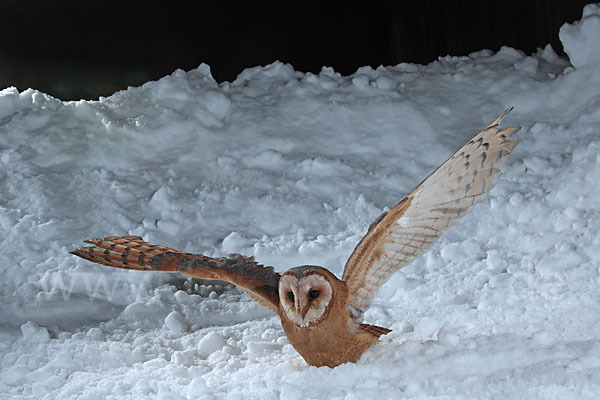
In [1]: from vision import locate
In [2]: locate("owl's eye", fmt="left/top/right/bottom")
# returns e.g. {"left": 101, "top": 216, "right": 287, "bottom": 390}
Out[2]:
{"left": 287, "top": 291, "right": 294, "bottom": 301}
{"left": 309, "top": 289, "right": 320, "bottom": 299}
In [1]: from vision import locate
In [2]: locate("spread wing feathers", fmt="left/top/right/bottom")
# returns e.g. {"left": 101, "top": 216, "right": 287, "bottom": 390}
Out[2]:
{"left": 342, "top": 109, "right": 520, "bottom": 322}
{"left": 70, "top": 235, "right": 281, "bottom": 314}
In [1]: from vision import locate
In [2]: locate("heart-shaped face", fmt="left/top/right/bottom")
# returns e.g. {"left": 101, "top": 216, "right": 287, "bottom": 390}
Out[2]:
{"left": 279, "top": 270, "right": 333, "bottom": 327}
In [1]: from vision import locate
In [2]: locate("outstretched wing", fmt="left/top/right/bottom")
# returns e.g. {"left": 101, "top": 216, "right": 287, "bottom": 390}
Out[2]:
{"left": 70, "top": 235, "right": 281, "bottom": 314}
{"left": 342, "top": 109, "right": 520, "bottom": 322}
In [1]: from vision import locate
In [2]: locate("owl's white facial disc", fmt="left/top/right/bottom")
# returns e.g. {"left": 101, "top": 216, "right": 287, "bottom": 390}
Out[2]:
{"left": 279, "top": 273, "right": 333, "bottom": 327}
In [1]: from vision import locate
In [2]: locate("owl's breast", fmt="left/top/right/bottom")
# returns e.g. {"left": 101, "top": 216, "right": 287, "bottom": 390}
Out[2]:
{"left": 279, "top": 303, "right": 379, "bottom": 368}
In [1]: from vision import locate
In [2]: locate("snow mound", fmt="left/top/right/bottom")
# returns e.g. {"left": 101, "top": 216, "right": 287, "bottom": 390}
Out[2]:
{"left": 559, "top": 3, "right": 600, "bottom": 69}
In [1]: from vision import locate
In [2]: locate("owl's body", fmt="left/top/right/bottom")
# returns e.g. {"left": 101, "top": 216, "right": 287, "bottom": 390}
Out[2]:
{"left": 278, "top": 267, "right": 387, "bottom": 367}
{"left": 71, "top": 110, "right": 520, "bottom": 368}
{"left": 280, "top": 309, "right": 382, "bottom": 368}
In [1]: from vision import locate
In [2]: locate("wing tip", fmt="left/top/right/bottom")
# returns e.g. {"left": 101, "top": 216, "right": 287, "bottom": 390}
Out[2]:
{"left": 69, "top": 249, "right": 82, "bottom": 257}
{"left": 500, "top": 126, "right": 521, "bottom": 138}
{"left": 486, "top": 106, "right": 515, "bottom": 130}
{"left": 70, "top": 248, "right": 95, "bottom": 261}
{"left": 501, "top": 139, "right": 519, "bottom": 153}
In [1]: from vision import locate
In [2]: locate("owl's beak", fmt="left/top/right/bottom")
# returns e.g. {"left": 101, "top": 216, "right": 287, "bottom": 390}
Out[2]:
{"left": 294, "top": 299, "right": 311, "bottom": 322}
{"left": 300, "top": 304, "right": 311, "bottom": 321}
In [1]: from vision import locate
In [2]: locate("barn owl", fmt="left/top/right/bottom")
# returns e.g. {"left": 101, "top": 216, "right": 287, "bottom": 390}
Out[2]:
{"left": 71, "top": 109, "right": 519, "bottom": 368}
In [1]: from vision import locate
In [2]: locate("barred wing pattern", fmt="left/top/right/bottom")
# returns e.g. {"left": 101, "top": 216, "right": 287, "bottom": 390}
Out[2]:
{"left": 342, "top": 109, "right": 520, "bottom": 322}
{"left": 70, "top": 236, "right": 281, "bottom": 314}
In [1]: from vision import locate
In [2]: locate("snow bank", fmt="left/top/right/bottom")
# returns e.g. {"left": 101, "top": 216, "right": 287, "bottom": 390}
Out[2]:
{"left": 559, "top": 3, "right": 600, "bottom": 69}
{"left": 1, "top": 4, "right": 600, "bottom": 399}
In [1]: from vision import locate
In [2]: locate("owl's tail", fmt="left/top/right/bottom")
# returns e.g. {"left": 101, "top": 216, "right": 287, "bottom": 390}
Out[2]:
{"left": 70, "top": 235, "right": 194, "bottom": 271}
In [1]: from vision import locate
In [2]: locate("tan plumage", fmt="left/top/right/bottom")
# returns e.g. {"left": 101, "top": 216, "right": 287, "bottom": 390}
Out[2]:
{"left": 71, "top": 109, "right": 519, "bottom": 368}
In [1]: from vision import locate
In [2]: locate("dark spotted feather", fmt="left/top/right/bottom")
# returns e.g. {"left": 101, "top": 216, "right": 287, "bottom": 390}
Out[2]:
{"left": 71, "top": 236, "right": 281, "bottom": 313}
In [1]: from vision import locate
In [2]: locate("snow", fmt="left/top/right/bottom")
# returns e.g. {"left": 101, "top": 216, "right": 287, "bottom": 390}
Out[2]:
{"left": 2, "top": 4, "right": 600, "bottom": 399}
{"left": 559, "top": 3, "right": 600, "bottom": 70}
{"left": 165, "top": 312, "right": 188, "bottom": 334}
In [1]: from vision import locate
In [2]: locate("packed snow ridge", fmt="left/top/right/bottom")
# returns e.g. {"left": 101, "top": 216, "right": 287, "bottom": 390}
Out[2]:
{"left": 1, "top": 4, "right": 600, "bottom": 399}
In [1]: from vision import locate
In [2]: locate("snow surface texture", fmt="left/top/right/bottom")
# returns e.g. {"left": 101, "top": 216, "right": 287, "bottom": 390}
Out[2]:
{"left": 2, "top": 4, "right": 600, "bottom": 399}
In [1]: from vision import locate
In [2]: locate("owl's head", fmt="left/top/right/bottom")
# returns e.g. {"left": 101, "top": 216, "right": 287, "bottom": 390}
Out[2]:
{"left": 279, "top": 266, "right": 334, "bottom": 328}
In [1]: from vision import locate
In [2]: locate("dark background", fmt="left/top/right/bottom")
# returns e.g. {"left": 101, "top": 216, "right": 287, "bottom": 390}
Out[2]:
{"left": 0, "top": 0, "right": 594, "bottom": 100}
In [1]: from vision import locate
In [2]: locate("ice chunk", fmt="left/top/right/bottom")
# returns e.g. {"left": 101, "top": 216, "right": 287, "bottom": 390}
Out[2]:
{"left": 157, "top": 219, "right": 180, "bottom": 236}
{"left": 187, "top": 377, "right": 209, "bottom": 399}
{"left": 171, "top": 350, "right": 194, "bottom": 366}
{"left": 20, "top": 321, "right": 50, "bottom": 343}
{"left": 48, "top": 351, "right": 81, "bottom": 370}
{"left": 414, "top": 317, "right": 441, "bottom": 341}
{"left": 375, "top": 76, "right": 393, "bottom": 90}
{"left": 351, "top": 74, "right": 369, "bottom": 89}
{"left": 221, "top": 231, "right": 250, "bottom": 253}
{"left": 165, "top": 311, "right": 188, "bottom": 334}
{"left": 197, "top": 331, "right": 225, "bottom": 358}
{"left": 200, "top": 90, "right": 230, "bottom": 120}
